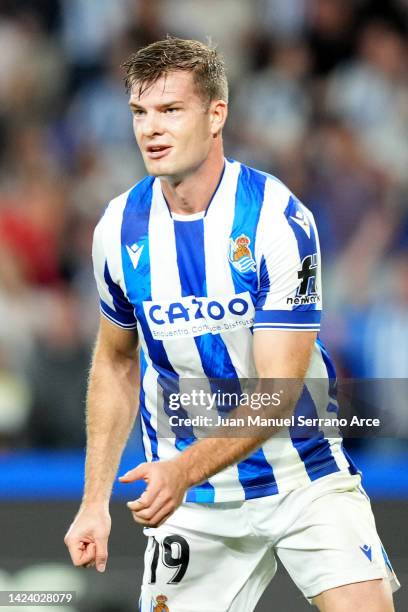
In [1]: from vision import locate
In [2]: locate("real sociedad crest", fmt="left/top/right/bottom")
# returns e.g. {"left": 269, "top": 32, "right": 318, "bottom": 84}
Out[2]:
{"left": 228, "top": 234, "right": 256, "bottom": 273}
{"left": 152, "top": 594, "right": 169, "bottom": 612}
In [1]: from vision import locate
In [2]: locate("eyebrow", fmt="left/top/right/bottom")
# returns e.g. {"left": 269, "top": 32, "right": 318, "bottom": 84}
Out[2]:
{"left": 128, "top": 100, "right": 185, "bottom": 110}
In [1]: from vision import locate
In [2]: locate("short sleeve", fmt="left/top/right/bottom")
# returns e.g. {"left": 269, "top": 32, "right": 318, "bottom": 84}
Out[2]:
{"left": 254, "top": 193, "right": 322, "bottom": 332}
{"left": 92, "top": 216, "right": 138, "bottom": 329}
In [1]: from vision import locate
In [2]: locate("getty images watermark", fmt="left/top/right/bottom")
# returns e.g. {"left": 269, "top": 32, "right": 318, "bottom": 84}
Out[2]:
{"left": 166, "top": 388, "right": 381, "bottom": 430}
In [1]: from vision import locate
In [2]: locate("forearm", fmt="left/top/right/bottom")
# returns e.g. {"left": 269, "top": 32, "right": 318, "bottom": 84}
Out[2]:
{"left": 175, "top": 329, "right": 315, "bottom": 489}
{"left": 178, "top": 436, "right": 265, "bottom": 487}
{"left": 82, "top": 352, "right": 139, "bottom": 508}
{"left": 177, "top": 379, "right": 304, "bottom": 488}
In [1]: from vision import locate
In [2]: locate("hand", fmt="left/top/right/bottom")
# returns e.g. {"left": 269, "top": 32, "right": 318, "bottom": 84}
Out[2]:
{"left": 119, "top": 459, "right": 189, "bottom": 528}
{"left": 64, "top": 505, "right": 111, "bottom": 572}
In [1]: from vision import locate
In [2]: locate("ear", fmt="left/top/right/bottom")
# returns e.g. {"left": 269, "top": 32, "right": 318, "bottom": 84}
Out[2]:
{"left": 209, "top": 99, "right": 228, "bottom": 136}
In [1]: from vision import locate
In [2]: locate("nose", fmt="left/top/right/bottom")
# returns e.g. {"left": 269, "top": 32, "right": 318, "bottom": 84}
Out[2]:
{"left": 140, "top": 111, "right": 164, "bottom": 138}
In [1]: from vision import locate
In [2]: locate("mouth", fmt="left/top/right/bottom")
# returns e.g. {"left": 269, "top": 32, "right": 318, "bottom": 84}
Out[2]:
{"left": 146, "top": 145, "right": 172, "bottom": 160}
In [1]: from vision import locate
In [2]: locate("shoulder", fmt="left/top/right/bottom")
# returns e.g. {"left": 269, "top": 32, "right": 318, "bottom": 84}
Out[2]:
{"left": 236, "top": 165, "right": 318, "bottom": 247}
{"left": 96, "top": 175, "right": 154, "bottom": 233}
{"left": 234, "top": 160, "right": 295, "bottom": 215}
{"left": 105, "top": 176, "right": 154, "bottom": 217}
{"left": 246, "top": 165, "right": 314, "bottom": 225}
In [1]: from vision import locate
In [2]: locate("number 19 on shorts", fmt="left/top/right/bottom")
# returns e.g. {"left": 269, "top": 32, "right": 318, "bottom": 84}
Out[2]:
{"left": 148, "top": 535, "right": 190, "bottom": 584}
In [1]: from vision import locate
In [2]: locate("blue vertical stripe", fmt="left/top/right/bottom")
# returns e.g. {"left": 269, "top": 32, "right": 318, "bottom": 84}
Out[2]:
{"left": 290, "top": 387, "right": 340, "bottom": 480}
{"left": 256, "top": 255, "right": 270, "bottom": 310}
{"left": 284, "top": 195, "right": 339, "bottom": 477}
{"left": 285, "top": 195, "right": 320, "bottom": 312}
{"left": 121, "top": 181, "right": 215, "bottom": 501}
{"left": 342, "top": 444, "right": 359, "bottom": 476}
{"left": 229, "top": 166, "right": 278, "bottom": 497}
{"left": 173, "top": 219, "right": 207, "bottom": 297}
{"left": 229, "top": 165, "right": 266, "bottom": 300}
{"left": 174, "top": 219, "right": 239, "bottom": 381}
{"left": 317, "top": 338, "right": 359, "bottom": 476}
{"left": 171, "top": 217, "right": 225, "bottom": 501}
{"left": 235, "top": 449, "right": 279, "bottom": 498}
{"left": 101, "top": 262, "right": 137, "bottom": 326}
{"left": 381, "top": 545, "right": 394, "bottom": 573}
{"left": 121, "top": 178, "right": 154, "bottom": 305}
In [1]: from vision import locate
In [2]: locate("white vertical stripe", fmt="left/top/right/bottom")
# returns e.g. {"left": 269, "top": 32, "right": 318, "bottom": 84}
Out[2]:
{"left": 256, "top": 178, "right": 302, "bottom": 311}
{"left": 261, "top": 435, "right": 310, "bottom": 489}
{"left": 103, "top": 188, "right": 132, "bottom": 298}
{"left": 149, "top": 180, "right": 210, "bottom": 376}
{"left": 92, "top": 189, "right": 131, "bottom": 309}
{"left": 138, "top": 327, "right": 169, "bottom": 461}
{"left": 252, "top": 177, "right": 310, "bottom": 488}
{"left": 306, "top": 344, "right": 349, "bottom": 471}
{"left": 204, "top": 160, "right": 257, "bottom": 379}
{"left": 92, "top": 221, "right": 115, "bottom": 310}
{"left": 139, "top": 330, "right": 194, "bottom": 463}
{"left": 206, "top": 163, "right": 308, "bottom": 492}
{"left": 140, "top": 411, "right": 153, "bottom": 462}
{"left": 202, "top": 160, "right": 252, "bottom": 498}
{"left": 306, "top": 206, "right": 323, "bottom": 311}
{"left": 147, "top": 180, "right": 235, "bottom": 500}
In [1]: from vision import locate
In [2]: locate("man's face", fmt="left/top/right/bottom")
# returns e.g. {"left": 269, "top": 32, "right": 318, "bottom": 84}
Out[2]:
{"left": 129, "top": 71, "right": 216, "bottom": 180}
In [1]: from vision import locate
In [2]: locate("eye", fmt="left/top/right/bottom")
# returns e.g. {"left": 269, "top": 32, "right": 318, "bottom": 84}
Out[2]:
{"left": 132, "top": 109, "right": 145, "bottom": 116}
{"left": 165, "top": 107, "right": 180, "bottom": 114}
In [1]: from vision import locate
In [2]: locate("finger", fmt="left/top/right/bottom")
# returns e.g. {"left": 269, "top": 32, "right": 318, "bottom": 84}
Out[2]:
{"left": 131, "top": 512, "right": 157, "bottom": 526}
{"left": 95, "top": 538, "right": 108, "bottom": 573}
{"left": 119, "top": 463, "right": 149, "bottom": 483}
{"left": 131, "top": 502, "right": 174, "bottom": 527}
{"left": 127, "top": 480, "right": 162, "bottom": 510}
{"left": 129, "top": 492, "right": 167, "bottom": 519}
{"left": 66, "top": 540, "right": 91, "bottom": 566}
{"left": 75, "top": 542, "right": 96, "bottom": 567}
{"left": 130, "top": 505, "right": 159, "bottom": 520}
{"left": 126, "top": 488, "right": 151, "bottom": 510}
{"left": 127, "top": 493, "right": 154, "bottom": 512}
{"left": 131, "top": 509, "right": 172, "bottom": 528}
{"left": 127, "top": 499, "right": 144, "bottom": 512}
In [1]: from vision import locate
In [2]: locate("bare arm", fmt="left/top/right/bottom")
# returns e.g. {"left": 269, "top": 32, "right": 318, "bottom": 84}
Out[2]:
{"left": 121, "top": 330, "right": 316, "bottom": 526}
{"left": 64, "top": 316, "right": 139, "bottom": 570}
{"left": 83, "top": 316, "right": 139, "bottom": 506}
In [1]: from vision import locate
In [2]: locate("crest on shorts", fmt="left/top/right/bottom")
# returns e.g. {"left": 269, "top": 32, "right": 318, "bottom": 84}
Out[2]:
{"left": 228, "top": 234, "right": 256, "bottom": 273}
{"left": 152, "top": 594, "right": 169, "bottom": 612}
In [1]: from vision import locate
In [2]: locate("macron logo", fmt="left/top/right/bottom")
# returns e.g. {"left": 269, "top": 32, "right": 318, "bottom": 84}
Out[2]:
{"left": 290, "top": 211, "right": 311, "bottom": 238}
{"left": 126, "top": 243, "right": 144, "bottom": 270}
{"left": 360, "top": 544, "right": 372, "bottom": 562}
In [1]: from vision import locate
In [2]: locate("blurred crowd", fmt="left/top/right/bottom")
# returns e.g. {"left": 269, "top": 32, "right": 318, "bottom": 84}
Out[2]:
{"left": 1, "top": 0, "right": 408, "bottom": 449}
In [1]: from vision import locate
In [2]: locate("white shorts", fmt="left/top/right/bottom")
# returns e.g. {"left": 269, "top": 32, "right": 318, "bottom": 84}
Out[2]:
{"left": 139, "top": 472, "right": 400, "bottom": 612}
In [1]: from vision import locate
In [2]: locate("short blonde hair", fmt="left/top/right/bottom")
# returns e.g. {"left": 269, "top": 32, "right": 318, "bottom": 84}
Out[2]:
{"left": 122, "top": 36, "right": 228, "bottom": 104}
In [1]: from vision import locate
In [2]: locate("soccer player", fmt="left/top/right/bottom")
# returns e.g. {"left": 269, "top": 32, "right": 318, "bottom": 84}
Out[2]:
{"left": 65, "top": 38, "right": 399, "bottom": 611}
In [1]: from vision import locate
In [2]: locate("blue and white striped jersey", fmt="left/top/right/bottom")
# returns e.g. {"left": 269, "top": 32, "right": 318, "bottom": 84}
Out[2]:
{"left": 92, "top": 159, "right": 358, "bottom": 502}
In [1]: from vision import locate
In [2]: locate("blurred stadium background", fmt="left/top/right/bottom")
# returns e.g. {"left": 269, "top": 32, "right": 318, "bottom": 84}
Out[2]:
{"left": 0, "top": 0, "right": 408, "bottom": 610}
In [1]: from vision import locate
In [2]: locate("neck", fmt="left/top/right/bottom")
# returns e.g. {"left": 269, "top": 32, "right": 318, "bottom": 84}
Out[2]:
{"left": 160, "top": 144, "right": 225, "bottom": 215}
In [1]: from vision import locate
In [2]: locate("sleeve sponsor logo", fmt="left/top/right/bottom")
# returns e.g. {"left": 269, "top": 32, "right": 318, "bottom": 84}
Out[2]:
{"left": 287, "top": 254, "right": 321, "bottom": 305}
{"left": 143, "top": 292, "right": 255, "bottom": 340}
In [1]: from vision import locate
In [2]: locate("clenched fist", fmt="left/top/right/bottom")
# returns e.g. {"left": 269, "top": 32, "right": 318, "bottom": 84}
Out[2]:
{"left": 64, "top": 505, "right": 111, "bottom": 572}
